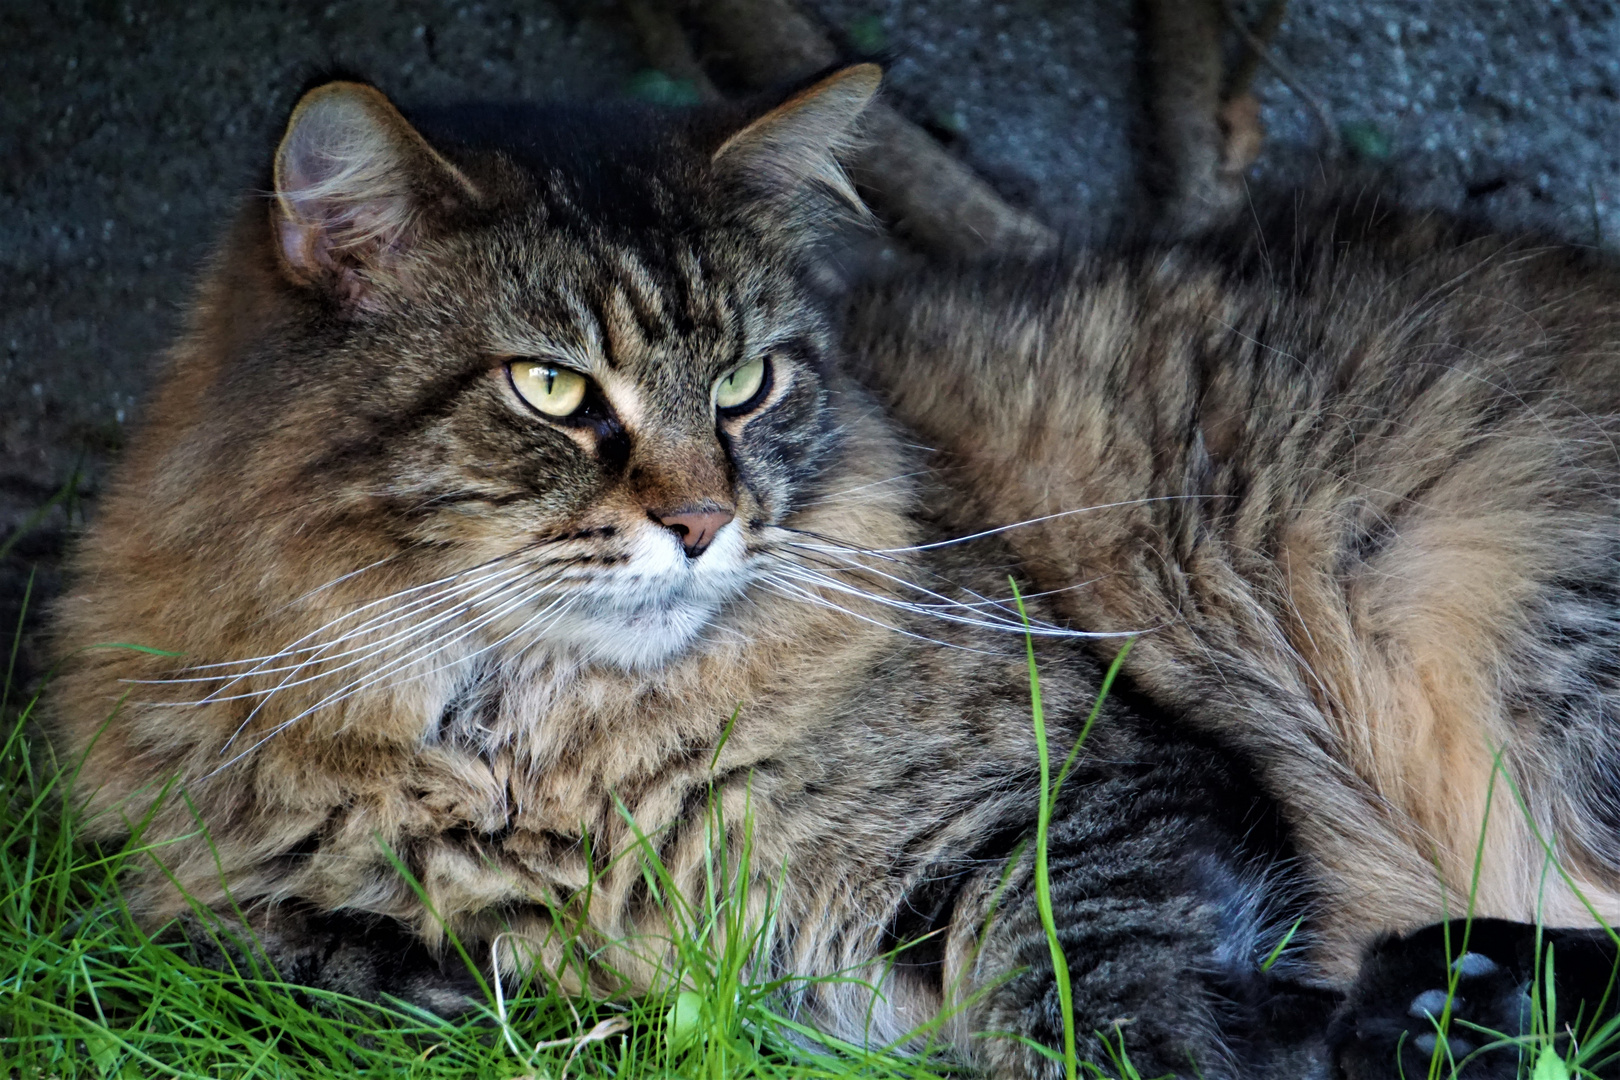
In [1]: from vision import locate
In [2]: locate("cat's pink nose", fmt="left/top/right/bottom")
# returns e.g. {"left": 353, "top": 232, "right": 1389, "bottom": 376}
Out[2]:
{"left": 655, "top": 505, "right": 735, "bottom": 557}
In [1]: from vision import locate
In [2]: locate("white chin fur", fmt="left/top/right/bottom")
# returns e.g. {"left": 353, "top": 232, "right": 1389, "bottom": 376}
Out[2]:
{"left": 541, "top": 520, "right": 753, "bottom": 670}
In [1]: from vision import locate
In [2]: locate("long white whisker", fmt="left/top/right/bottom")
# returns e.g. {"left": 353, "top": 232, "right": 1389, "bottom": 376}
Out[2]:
{"left": 136, "top": 562, "right": 535, "bottom": 689}
{"left": 211, "top": 568, "right": 560, "bottom": 751}
{"left": 814, "top": 470, "right": 931, "bottom": 501}
{"left": 288, "top": 589, "right": 578, "bottom": 729}
{"left": 268, "top": 577, "right": 569, "bottom": 717}
{"left": 769, "top": 564, "right": 1045, "bottom": 635}
{"left": 779, "top": 542, "right": 1099, "bottom": 633}
{"left": 767, "top": 561, "right": 1143, "bottom": 639}
{"left": 198, "top": 591, "right": 580, "bottom": 781}
{"left": 190, "top": 565, "right": 540, "bottom": 713}
{"left": 758, "top": 574, "right": 1000, "bottom": 654}
{"left": 270, "top": 551, "right": 409, "bottom": 614}
{"left": 147, "top": 559, "right": 533, "bottom": 678}
{"left": 208, "top": 569, "right": 554, "bottom": 757}
{"left": 786, "top": 549, "right": 1031, "bottom": 620}
{"left": 780, "top": 544, "right": 1075, "bottom": 621}
{"left": 791, "top": 496, "right": 1222, "bottom": 555}
{"left": 165, "top": 528, "right": 587, "bottom": 679}
{"left": 416, "top": 593, "right": 580, "bottom": 688}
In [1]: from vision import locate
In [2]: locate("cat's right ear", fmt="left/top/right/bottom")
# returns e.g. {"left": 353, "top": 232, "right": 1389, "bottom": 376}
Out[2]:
{"left": 271, "top": 82, "right": 476, "bottom": 307}
{"left": 711, "top": 64, "right": 880, "bottom": 216}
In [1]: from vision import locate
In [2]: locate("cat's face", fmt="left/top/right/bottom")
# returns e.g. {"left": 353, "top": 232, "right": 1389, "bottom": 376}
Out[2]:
{"left": 222, "top": 70, "right": 879, "bottom": 670}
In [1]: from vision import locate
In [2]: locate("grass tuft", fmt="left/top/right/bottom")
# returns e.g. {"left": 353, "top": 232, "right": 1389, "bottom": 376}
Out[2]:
{"left": 0, "top": 691, "right": 951, "bottom": 1079}
{"left": 1012, "top": 578, "right": 1138, "bottom": 1080}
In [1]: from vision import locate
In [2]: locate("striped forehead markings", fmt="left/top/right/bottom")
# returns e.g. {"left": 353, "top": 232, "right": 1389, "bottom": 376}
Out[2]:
{"left": 544, "top": 286, "right": 605, "bottom": 372}
{"left": 612, "top": 247, "right": 667, "bottom": 321}
{"left": 585, "top": 247, "right": 662, "bottom": 368}
{"left": 598, "top": 286, "right": 644, "bottom": 369}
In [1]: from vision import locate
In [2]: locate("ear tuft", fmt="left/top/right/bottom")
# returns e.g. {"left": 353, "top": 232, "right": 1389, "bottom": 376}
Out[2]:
{"left": 272, "top": 82, "right": 474, "bottom": 301}
{"left": 712, "top": 64, "right": 881, "bottom": 212}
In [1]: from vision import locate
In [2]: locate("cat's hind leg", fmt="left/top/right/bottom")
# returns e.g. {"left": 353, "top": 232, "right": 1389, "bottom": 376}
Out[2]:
{"left": 955, "top": 744, "right": 1340, "bottom": 1080}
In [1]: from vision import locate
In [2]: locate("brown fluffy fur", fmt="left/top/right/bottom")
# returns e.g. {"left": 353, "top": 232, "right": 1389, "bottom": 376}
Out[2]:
{"left": 43, "top": 68, "right": 1620, "bottom": 1078}
{"left": 850, "top": 202, "right": 1620, "bottom": 975}
{"left": 50, "top": 68, "right": 1101, "bottom": 1057}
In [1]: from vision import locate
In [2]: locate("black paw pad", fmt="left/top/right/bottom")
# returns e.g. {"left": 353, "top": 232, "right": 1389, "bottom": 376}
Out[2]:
{"left": 1451, "top": 952, "right": 1500, "bottom": 979}
{"left": 1328, "top": 919, "right": 1620, "bottom": 1080}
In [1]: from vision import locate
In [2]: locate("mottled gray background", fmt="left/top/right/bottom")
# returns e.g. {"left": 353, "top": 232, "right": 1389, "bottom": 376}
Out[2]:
{"left": 5, "top": 0, "right": 1620, "bottom": 677}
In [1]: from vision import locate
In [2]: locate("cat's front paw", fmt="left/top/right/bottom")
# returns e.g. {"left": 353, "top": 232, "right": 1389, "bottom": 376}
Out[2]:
{"left": 175, "top": 904, "right": 486, "bottom": 1017}
{"left": 1330, "top": 920, "right": 1542, "bottom": 1080}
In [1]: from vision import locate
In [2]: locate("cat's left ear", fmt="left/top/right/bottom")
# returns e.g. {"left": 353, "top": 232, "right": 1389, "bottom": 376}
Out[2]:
{"left": 272, "top": 81, "right": 477, "bottom": 306}
{"left": 711, "top": 64, "right": 880, "bottom": 213}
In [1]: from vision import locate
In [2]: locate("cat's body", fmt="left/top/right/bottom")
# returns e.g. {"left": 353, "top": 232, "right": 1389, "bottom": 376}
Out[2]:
{"left": 852, "top": 203, "right": 1620, "bottom": 968}
{"left": 44, "top": 69, "right": 1620, "bottom": 1078}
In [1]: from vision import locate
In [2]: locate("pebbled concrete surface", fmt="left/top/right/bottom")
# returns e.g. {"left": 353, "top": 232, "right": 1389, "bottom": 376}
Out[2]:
{"left": 5, "top": 0, "right": 1620, "bottom": 678}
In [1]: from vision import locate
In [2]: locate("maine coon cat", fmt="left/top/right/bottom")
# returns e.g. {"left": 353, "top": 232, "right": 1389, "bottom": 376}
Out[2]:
{"left": 45, "top": 64, "right": 1620, "bottom": 1079}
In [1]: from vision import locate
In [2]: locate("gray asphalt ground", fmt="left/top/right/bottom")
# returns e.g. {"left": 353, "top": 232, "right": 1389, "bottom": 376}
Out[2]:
{"left": 5, "top": 0, "right": 1620, "bottom": 679}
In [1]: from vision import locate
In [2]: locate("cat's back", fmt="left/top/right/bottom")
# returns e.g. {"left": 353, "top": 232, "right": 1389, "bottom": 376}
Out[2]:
{"left": 853, "top": 194, "right": 1620, "bottom": 595}
{"left": 851, "top": 195, "right": 1620, "bottom": 967}
{"left": 855, "top": 195, "right": 1620, "bottom": 440}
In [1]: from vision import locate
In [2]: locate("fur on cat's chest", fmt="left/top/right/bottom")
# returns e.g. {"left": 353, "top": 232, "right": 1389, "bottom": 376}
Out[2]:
{"left": 356, "top": 667, "right": 750, "bottom": 890}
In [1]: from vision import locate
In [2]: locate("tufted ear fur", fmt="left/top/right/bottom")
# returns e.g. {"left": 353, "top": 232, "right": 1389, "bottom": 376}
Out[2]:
{"left": 272, "top": 81, "right": 477, "bottom": 306}
{"left": 712, "top": 64, "right": 880, "bottom": 213}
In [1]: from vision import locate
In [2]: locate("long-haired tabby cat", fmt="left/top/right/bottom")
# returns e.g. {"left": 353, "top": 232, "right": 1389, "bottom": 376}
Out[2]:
{"left": 46, "top": 64, "right": 1620, "bottom": 1079}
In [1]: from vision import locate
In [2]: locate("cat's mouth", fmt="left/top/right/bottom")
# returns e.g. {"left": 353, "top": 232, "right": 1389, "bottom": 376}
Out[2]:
{"left": 538, "top": 519, "right": 757, "bottom": 669}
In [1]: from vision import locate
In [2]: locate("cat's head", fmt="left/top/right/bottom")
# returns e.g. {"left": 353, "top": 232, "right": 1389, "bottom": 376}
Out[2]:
{"left": 136, "top": 66, "right": 889, "bottom": 674}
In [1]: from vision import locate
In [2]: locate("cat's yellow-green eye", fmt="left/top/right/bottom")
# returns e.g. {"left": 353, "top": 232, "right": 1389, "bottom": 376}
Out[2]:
{"left": 715, "top": 356, "right": 767, "bottom": 412}
{"left": 509, "top": 361, "right": 588, "bottom": 417}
